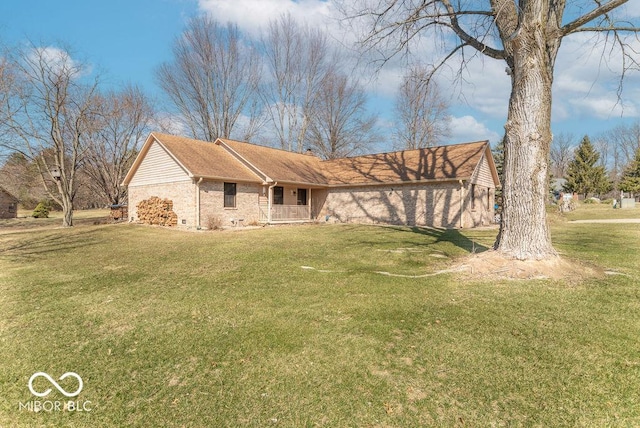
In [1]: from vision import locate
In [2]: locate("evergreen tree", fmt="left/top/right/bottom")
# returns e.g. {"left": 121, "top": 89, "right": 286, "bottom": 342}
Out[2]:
{"left": 564, "top": 135, "right": 611, "bottom": 199}
{"left": 492, "top": 138, "right": 504, "bottom": 185}
{"left": 491, "top": 138, "right": 504, "bottom": 208}
{"left": 618, "top": 148, "right": 640, "bottom": 197}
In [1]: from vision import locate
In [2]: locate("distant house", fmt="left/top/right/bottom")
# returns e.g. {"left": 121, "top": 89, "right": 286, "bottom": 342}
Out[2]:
{"left": 123, "top": 133, "right": 500, "bottom": 229}
{"left": 0, "top": 187, "right": 18, "bottom": 219}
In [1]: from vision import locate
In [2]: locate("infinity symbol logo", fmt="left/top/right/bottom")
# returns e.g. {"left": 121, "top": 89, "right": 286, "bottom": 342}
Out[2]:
{"left": 28, "top": 372, "right": 83, "bottom": 398}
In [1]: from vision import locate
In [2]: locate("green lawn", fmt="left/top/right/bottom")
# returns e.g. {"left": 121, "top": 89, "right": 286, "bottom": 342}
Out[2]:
{"left": 562, "top": 201, "right": 640, "bottom": 221}
{"left": 1, "top": 208, "right": 639, "bottom": 427}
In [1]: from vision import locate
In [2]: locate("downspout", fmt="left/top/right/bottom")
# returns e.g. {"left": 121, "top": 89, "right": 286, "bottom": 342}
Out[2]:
{"left": 459, "top": 180, "right": 464, "bottom": 229}
{"left": 196, "top": 177, "right": 203, "bottom": 228}
{"left": 267, "top": 181, "right": 278, "bottom": 224}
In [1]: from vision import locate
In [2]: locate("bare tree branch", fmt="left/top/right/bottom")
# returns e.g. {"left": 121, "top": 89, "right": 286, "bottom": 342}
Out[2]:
{"left": 562, "top": 0, "right": 629, "bottom": 35}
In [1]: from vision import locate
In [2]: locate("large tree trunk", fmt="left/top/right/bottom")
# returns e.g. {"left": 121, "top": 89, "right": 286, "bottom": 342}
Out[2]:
{"left": 494, "top": 23, "right": 558, "bottom": 260}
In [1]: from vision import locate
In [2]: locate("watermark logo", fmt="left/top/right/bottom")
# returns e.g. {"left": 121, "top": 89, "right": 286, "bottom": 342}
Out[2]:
{"left": 28, "top": 372, "right": 83, "bottom": 398}
{"left": 20, "top": 371, "right": 92, "bottom": 413}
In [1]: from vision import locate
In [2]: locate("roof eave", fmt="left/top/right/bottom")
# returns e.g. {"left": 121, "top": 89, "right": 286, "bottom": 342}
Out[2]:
{"left": 193, "top": 174, "right": 262, "bottom": 184}
{"left": 327, "top": 177, "right": 471, "bottom": 188}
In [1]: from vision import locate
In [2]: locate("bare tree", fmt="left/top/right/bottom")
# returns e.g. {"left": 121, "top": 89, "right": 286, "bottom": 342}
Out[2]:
{"left": 0, "top": 152, "right": 48, "bottom": 208}
{"left": 156, "top": 16, "right": 263, "bottom": 142}
{"left": 305, "top": 70, "right": 378, "bottom": 159}
{"left": 340, "top": 0, "right": 639, "bottom": 260}
{"left": 1, "top": 44, "right": 99, "bottom": 226}
{"left": 597, "top": 120, "right": 640, "bottom": 188}
{"left": 393, "top": 64, "right": 450, "bottom": 150}
{"left": 84, "top": 85, "right": 154, "bottom": 206}
{"left": 604, "top": 121, "right": 640, "bottom": 166}
{"left": 550, "top": 133, "right": 575, "bottom": 178}
{"left": 261, "top": 14, "right": 338, "bottom": 152}
{"left": 0, "top": 57, "right": 19, "bottom": 155}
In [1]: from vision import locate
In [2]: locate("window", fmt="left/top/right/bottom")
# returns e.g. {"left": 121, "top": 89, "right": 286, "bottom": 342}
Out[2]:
{"left": 273, "top": 186, "right": 284, "bottom": 205}
{"left": 297, "top": 188, "right": 307, "bottom": 205}
{"left": 224, "top": 182, "right": 236, "bottom": 208}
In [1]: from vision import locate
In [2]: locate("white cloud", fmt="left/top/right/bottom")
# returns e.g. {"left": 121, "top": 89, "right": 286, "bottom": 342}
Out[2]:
{"left": 449, "top": 115, "right": 501, "bottom": 144}
{"left": 153, "top": 112, "right": 187, "bottom": 136}
{"left": 193, "top": 1, "right": 639, "bottom": 139}
{"left": 366, "top": 67, "right": 404, "bottom": 99}
{"left": 197, "top": 0, "right": 335, "bottom": 36}
{"left": 27, "top": 46, "right": 89, "bottom": 78}
{"left": 621, "top": 1, "right": 640, "bottom": 18}
{"left": 552, "top": 32, "right": 640, "bottom": 121}
{"left": 569, "top": 96, "right": 638, "bottom": 119}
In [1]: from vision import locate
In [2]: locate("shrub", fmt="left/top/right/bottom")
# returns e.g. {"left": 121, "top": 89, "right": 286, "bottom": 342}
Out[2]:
{"left": 558, "top": 198, "right": 577, "bottom": 213}
{"left": 32, "top": 201, "right": 50, "bottom": 218}
{"left": 206, "top": 215, "right": 223, "bottom": 230}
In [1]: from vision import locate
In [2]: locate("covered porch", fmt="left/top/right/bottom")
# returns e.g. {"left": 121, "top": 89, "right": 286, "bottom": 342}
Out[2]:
{"left": 258, "top": 184, "right": 324, "bottom": 223}
{"left": 258, "top": 204, "right": 312, "bottom": 223}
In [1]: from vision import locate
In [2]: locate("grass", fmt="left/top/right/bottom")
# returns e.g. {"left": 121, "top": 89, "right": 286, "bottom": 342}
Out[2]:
{"left": 0, "top": 209, "right": 112, "bottom": 232}
{"left": 561, "top": 201, "right": 640, "bottom": 221}
{"left": 1, "top": 206, "right": 639, "bottom": 427}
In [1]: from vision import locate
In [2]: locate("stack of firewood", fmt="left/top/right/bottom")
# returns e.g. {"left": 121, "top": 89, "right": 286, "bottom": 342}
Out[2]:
{"left": 136, "top": 196, "right": 178, "bottom": 226}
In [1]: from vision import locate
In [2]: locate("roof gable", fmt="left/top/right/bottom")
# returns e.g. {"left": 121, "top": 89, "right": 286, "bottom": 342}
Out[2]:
{"left": 0, "top": 186, "right": 18, "bottom": 201}
{"left": 123, "top": 133, "right": 262, "bottom": 185}
{"left": 217, "top": 138, "right": 328, "bottom": 186}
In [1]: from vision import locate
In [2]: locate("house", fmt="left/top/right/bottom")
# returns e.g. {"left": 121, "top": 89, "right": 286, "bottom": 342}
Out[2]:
{"left": 0, "top": 186, "right": 18, "bottom": 219}
{"left": 122, "top": 132, "right": 500, "bottom": 229}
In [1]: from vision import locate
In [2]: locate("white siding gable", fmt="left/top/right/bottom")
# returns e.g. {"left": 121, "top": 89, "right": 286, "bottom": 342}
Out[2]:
{"left": 129, "top": 142, "right": 191, "bottom": 186}
{"left": 470, "top": 152, "right": 496, "bottom": 188}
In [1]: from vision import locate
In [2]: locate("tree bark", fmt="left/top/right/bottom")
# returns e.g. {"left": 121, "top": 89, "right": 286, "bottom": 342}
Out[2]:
{"left": 61, "top": 195, "right": 73, "bottom": 227}
{"left": 494, "top": 20, "right": 558, "bottom": 260}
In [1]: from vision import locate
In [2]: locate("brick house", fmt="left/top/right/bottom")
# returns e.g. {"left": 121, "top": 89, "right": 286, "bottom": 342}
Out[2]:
{"left": 0, "top": 186, "right": 18, "bottom": 219}
{"left": 123, "top": 132, "right": 500, "bottom": 229}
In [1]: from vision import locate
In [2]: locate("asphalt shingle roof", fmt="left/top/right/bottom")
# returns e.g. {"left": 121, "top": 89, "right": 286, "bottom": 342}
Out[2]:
{"left": 322, "top": 142, "right": 489, "bottom": 185}
{"left": 151, "top": 133, "right": 261, "bottom": 182}
{"left": 127, "top": 133, "right": 493, "bottom": 187}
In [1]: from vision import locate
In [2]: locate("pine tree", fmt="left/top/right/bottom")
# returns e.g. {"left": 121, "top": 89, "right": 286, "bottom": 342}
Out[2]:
{"left": 564, "top": 135, "right": 611, "bottom": 199}
{"left": 618, "top": 148, "right": 640, "bottom": 197}
{"left": 492, "top": 138, "right": 504, "bottom": 200}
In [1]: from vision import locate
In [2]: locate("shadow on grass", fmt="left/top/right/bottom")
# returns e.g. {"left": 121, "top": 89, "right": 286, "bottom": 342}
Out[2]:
{"left": 384, "top": 225, "right": 491, "bottom": 254}
{"left": 0, "top": 228, "right": 102, "bottom": 263}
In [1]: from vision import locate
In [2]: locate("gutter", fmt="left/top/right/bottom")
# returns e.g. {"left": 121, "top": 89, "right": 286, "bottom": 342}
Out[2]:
{"left": 196, "top": 177, "right": 203, "bottom": 228}
{"left": 459, "top": 180, "right": 464, "bottom": 229}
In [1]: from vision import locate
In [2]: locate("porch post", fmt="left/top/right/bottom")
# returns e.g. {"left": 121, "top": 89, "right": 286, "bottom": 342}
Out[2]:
{"left": 267, "top": 182, "right": 277, "bottom": 223}
{"left": 309, "top": 188, "right": 312, "bottom": 220}
{"left": 267, "top": 186, "right": 272, "bottom": 223}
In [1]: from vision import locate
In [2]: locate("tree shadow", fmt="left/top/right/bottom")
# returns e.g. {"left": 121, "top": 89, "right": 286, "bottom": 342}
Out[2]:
{"left": 322, "top": 143, "right": 489, "bottom": 228}
{"left": 397, "top": 225, "right": 490, "bottom": 253}
{"left": 0, "top": 228, "right": 102, "bottom": 263}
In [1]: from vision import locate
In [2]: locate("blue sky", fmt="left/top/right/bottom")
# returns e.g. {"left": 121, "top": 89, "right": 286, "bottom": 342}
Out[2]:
{"left": 0, "top": 0, "right": 197, "bottom": 95}
{"left": 1, "top": 0, "right": 639, "bottom": 151}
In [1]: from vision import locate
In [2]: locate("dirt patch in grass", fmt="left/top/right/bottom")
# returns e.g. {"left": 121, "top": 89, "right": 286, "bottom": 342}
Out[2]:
{"left": 452, "top": 250, "right": 602, "bottom": 281}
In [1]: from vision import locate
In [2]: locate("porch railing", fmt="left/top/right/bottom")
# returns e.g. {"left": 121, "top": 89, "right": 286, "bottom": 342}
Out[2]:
{"left": 259, "top": 204, "right": 311, "bottom": 222}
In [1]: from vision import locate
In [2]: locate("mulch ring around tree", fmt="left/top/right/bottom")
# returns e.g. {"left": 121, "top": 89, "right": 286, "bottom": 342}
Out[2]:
{"left": 451, "top": 250, "right": 603, "bottom": 281}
